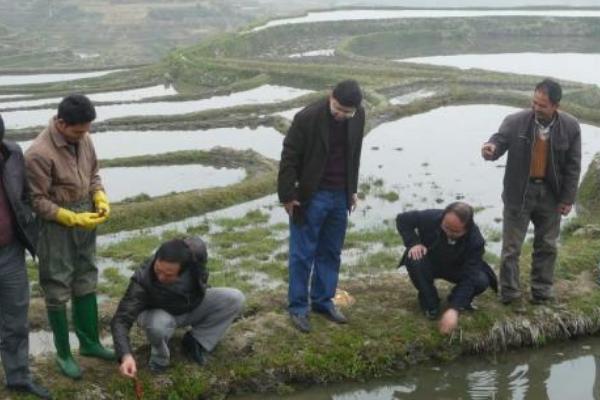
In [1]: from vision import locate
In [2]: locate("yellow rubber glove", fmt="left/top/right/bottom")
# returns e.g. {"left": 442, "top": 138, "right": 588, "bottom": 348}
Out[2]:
{"left": 93, "top": 190, "right": 110, "bottom": 218}
{"left": 55, "top": 208, "right": 107, "bottom": 230}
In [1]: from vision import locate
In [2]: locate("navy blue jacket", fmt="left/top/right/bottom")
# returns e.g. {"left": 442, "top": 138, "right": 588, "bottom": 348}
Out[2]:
{"left": 396, "top": 209, "right": 497, "bottom": 292}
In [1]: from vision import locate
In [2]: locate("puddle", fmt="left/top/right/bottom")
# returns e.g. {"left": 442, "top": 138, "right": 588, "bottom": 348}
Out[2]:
{"left": 2, "top": 84, "right": 313, "bottom": 129}
{"left": 288, "top": 49, "right": 335, "bottom": 58}
{"left": 101, "top": 165, "right": 246, "bottom": 202}
{"left": 399, "top": 53, "right": 600, "bottom": 86}
{"left": 0, "top": 69, "right": 124, "bottom": 86}
{"left": 0, "top": 84, "right": 178, "bottom": 110}
{"left": 251, "top": 9, "right": 600, "bottom": 32}
{"left": 390, "top": 90, "right": 436, "bottom": 105}
{"left": 274, "top": 107, "right": 303, "bottom": 121}
{"left": 18, "top": 126, "right": 283, "bottom": 160}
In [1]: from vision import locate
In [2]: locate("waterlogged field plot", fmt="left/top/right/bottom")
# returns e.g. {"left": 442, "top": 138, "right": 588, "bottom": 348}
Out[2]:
{"left": 2, "top": 84, "right": 313, "bottom": 129}
{"left": 0, "top": 84, "right": 178, "bottom": 110}
{"left": 0, "top": 69, "right": 124, "bottom": 86}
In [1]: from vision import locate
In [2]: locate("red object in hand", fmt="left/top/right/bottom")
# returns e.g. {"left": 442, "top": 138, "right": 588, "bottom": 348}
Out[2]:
{"left": 134, "top": 377, "right": 144, "bottom": 399}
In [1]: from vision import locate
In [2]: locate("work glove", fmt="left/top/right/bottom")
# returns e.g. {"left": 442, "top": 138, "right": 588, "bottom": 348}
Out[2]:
{"left": 93, "top": 190, "right": 110, "bottom": 218}
{"left": 55, "top": 208, "right": 107, "bottom": 230}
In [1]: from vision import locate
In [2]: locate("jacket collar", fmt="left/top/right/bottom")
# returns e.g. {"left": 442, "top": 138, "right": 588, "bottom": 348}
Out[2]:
{"left": 48, "top": 117, "right": 71, "bottom": 149}
{"left": 317, "top": 97, "right": 362, "bottom": 150}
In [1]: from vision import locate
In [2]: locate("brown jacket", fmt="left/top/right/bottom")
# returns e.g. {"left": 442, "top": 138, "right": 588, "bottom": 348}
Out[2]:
{"left": 25, "top": 117, "right": 103, "bottom": 220}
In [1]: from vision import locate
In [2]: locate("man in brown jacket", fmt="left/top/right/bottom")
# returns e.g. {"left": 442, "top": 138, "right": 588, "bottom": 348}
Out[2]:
{"left": 481, "top": 79, "right": 581, "bottom": 306}
{"left": 25, "top": 94, "right": 115, "bottom": 379}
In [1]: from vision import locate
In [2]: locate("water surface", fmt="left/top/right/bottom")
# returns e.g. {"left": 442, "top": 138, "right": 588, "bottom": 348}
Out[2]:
{"left": 0, "top": 69, "right": 124, "bottom": 86}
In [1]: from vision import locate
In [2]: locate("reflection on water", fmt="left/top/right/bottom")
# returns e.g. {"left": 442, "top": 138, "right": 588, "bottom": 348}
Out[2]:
{"left": 399, "top": 53, "right": 600, "bottom": 86}
{"left": 288, "top": 49, "right": 335, "bottom": 58}
{"left": 2, "top": 84, "right": 313, "bottom": 129}
{"left": 252, "top": 9, "right": 600, "bottom": 32}
{"left": 18, "top": 126, "right": 284, "bottom": 160}
{"left": 389, "top": 90, "right": 436, "bottom": 106}
{"left": 0, "top": 84, "right": 178, "bottom": 110}
{"left": 101, "top": 165, "right": 246, "bottom": 202}
{"left": 240, "top": 336, "right": 600, "bottom": 400}
{"left": 0, "top": 69, "right": 124, "bottom": 86}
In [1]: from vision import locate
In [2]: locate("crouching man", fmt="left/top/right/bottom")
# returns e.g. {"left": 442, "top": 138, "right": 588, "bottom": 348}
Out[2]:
{"left": 396, "top": 202, "right": 497, "bottom": 334}
{"left": 111, "top": 237, "right": 245, "bottom": 376}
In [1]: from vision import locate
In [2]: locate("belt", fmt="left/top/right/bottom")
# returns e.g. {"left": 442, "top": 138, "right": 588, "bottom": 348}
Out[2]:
{"left": 529, "top": 177, "right": 545, "bottom": 184}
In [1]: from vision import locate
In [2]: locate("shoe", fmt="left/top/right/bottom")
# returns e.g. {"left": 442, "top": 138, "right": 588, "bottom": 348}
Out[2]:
{"left": 530, "top": 296, "right": 556, "bottom": 306}
{"left": 501, "top": 296, "right": 527, "bottom": 314}
{"left": 148, "top": 360, "right": 169, "bottom": 374}
{"left": 313, "top": 307, "right": 348, "bottom": 324}
{"left": 47, "top": 308, "right": 82, "bottom": 380}
{"left": 458, "top": 303, "right": 478, "bottom": 312}
{"left": 424, "top": 308, "right": 440, "bottom": 320}
{"left": 6, "top": 382, "right": 52, "bottom": 399}
{"left": 72, "top": 293, "right": 116, "bottom": 361}
{"left": 181, "top": 331, "right": 207, "bottom": 366}
{"left": 290, "top": 313, "right": 311, "bottom": 333}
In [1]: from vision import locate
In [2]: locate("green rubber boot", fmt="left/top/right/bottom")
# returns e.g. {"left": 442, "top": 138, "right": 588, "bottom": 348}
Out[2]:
{"left": 72, "top": 293, "right": 116, "bottom": 361}
{"left": 47, "top": 308, "right": 82, "bottom": 379}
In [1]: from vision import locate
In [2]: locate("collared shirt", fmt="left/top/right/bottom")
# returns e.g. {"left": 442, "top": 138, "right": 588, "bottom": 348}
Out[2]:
{"left": 25, "top": 117, "right": 103, "bottom": 220}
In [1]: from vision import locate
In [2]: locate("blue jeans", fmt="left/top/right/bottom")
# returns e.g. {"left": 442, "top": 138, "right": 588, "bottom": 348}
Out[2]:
{"left": 288, "top": 190, "right": 348, "bottom": 316}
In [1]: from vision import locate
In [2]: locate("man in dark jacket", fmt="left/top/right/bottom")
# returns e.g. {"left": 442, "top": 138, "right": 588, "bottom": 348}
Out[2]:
{"left": 111, "top": 237, "right": 245, "bottom": 376}
{"left": 396, "top": 202, "right": 497, "bottom": 335}
{"left": 0, "top": 115, "right": 51, "bottom": 398}
{"left": 278, "top": 80, "right": 365, "bottom": 332}
{"left": 482, "top": 79, "right": 581, "bottom": 305}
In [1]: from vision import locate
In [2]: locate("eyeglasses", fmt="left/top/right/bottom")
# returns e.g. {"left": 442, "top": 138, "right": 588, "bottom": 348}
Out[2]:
{"left": 330, "top": 99, "right": 357, "bottom": 119}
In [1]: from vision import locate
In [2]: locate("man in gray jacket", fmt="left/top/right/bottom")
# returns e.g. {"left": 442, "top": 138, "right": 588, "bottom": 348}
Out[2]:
{"left": 481, "top": 79, "right": 581, "bottom": 305}
{"left": 0, "top": 115, "right": 51, "bottom": 398}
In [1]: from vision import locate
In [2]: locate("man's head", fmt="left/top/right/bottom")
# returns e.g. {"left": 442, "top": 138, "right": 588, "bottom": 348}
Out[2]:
{"left": 56, "top": 94, "right": 96, "bottom": 143}
{"left": 153, "top": 239, "right": 193, "bottom": 284}
{"left": 440, "top": 202, "right": 474, "bottom": 241}
{"left": 329, "top": 80, "right": 362, "bottom": 121}
{"left": 0, "top": 114, "right": 4, "bottom": 144}
{"left": 532, "top": 79, "right": 561, "bottom": 123}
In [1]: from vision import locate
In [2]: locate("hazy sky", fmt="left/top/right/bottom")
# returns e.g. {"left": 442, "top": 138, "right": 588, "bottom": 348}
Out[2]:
{"left": 337, "top": 0, "right": 600, "bottom": 6}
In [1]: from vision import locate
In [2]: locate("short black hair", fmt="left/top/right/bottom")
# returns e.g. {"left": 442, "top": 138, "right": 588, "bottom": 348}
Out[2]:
{"left": 535, "top": 79, "right": 562, "bottom": 105}
{"left": 57, "top": 94, "right": 96, "bottom": 125}
{"left": 156, "top": 239, "right": 192, "bottom": 269}
{"left": 443, "top": 201, "right": 474, "bottom": 230}
{"left": 332, "top": 80, "right": 362, "bottom": 108}
{"left": 0, "top": 114, "right": 4, "bottom": 143}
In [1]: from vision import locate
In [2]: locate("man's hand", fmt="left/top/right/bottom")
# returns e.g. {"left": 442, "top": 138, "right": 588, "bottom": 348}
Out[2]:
{"left": 119, "top": 354, "right": 137, "bottom": 378}
{"left": 283, "top": 200, "right": 301, "bottom": 216}
{"left": 481, "top": 143, "right": 496, "bottom": 160}
{"left": 351, "top": 193, "right": 358, "bottom": 212}
{"left": 558, "top": 203, "right": 572, "bottom": 216}
{"left": 407, "top": 244, "right": 427, "bottom": 261}
{"left": 438, "top": 308, "right": 459, "bottom": 335}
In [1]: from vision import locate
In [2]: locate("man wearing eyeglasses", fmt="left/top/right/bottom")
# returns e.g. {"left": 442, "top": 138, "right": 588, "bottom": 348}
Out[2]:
{"left": 278, "top": 80, "right": 365, "bottom": 333}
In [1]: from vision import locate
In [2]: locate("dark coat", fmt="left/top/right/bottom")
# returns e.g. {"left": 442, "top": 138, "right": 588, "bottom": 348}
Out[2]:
{"left": 110, "top": 238, "right": 208, "bottom": 360}
{"left": 0, "top": 141, "right": 37, "bottom": 256}
{"left": 277, "top": 97, "right": 365, "bottom": 210}
{"left": 396, "top": 209, "right": 497, "bottom": 291}
{"left": 487, "top": 109, "right": 581, "bottom": 208}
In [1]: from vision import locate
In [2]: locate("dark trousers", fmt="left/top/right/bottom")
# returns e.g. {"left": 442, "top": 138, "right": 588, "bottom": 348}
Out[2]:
{"left": 0, "top": 241, "right": 31, "bottom": 386}
{"left": 406, "top": 254, "right": 491, "bottom": 311}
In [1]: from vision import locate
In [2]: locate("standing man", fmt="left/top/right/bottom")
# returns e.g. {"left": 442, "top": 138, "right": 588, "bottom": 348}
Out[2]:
{"left": 0, "top": 115, "right": 51, "bottom": 398}
{"left": 482, "top": 79, "right": 581, "bottom": 305}
{"left": 396, "top": 202, "right": 497, "bottom": 335}
{"left": 112, "top": 237, "right": 245, "bottom": 376}
{"left": 25, "top": 94, "right": 115, "bottom": 379}
{"left": 278, "top": 80, "right": 365, "bottom": 332}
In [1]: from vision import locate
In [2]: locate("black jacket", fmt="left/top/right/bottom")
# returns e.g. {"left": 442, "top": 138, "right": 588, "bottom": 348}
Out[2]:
{"left": 277, "top": 97, "right": 365, "bottom": 210}
{"left": 396, "top": 209, "right": 497, "bottom": 291}
{"left": 487, "top": 109, "right": 581, "bottom": 208}
{"left": 0, "top": 141, "right": 37, "bottom": 256}
{"left": 110, "top": 238, "right": 208, "bottom": 360}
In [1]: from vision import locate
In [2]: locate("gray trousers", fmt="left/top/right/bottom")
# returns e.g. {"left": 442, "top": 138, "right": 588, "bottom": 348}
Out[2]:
{"left": 500, "top": 182, "right": 561, "bottom": 300}
{"left": 137, "top": 288, "right": 245, "bottom": 367}
{"left": 0, "top": 241, "right": 31, "bottom": 386}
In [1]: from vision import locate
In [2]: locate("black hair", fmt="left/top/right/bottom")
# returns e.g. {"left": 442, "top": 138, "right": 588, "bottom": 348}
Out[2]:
{"left": 0, "top": 114, "right": 4, "bottom": 143}
{"left": 57, "top": 94, "right": 96, "bottom": 125}
{"left": 156, "top": 239, "right": 193, "bottom": 270}
{"left": 442, "top": 201, "right": 474, "bottom": 230}
{"left": 535, "top": 79, "right": 562, "bottom": 105}
{"left": 332, "top": 79, "right": 362, "bottom": 108}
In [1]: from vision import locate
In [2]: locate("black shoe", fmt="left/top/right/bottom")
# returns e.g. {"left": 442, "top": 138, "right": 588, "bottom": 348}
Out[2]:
{"left": 181, "top": 331, "right": 207, "bottom": 366}
{"left": 290, "top": 313, "right": 311, "bottom": 333}
{"left": 458, "top": 303, "right": 478, "bottom": 312}
{"left": 424, "top": 308, "right": 440, "bottom": 320}
{"left": 313, "top": 307, "right": 348, "bottom": 324}
{"left": 530, "top": 296, "right": 556, "bottom": 306}
{"left": 6, "top": 382, "right": 52, "bottom": 399}
{"left": 148, "top": 360, "right": 169, "bottom": 374}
